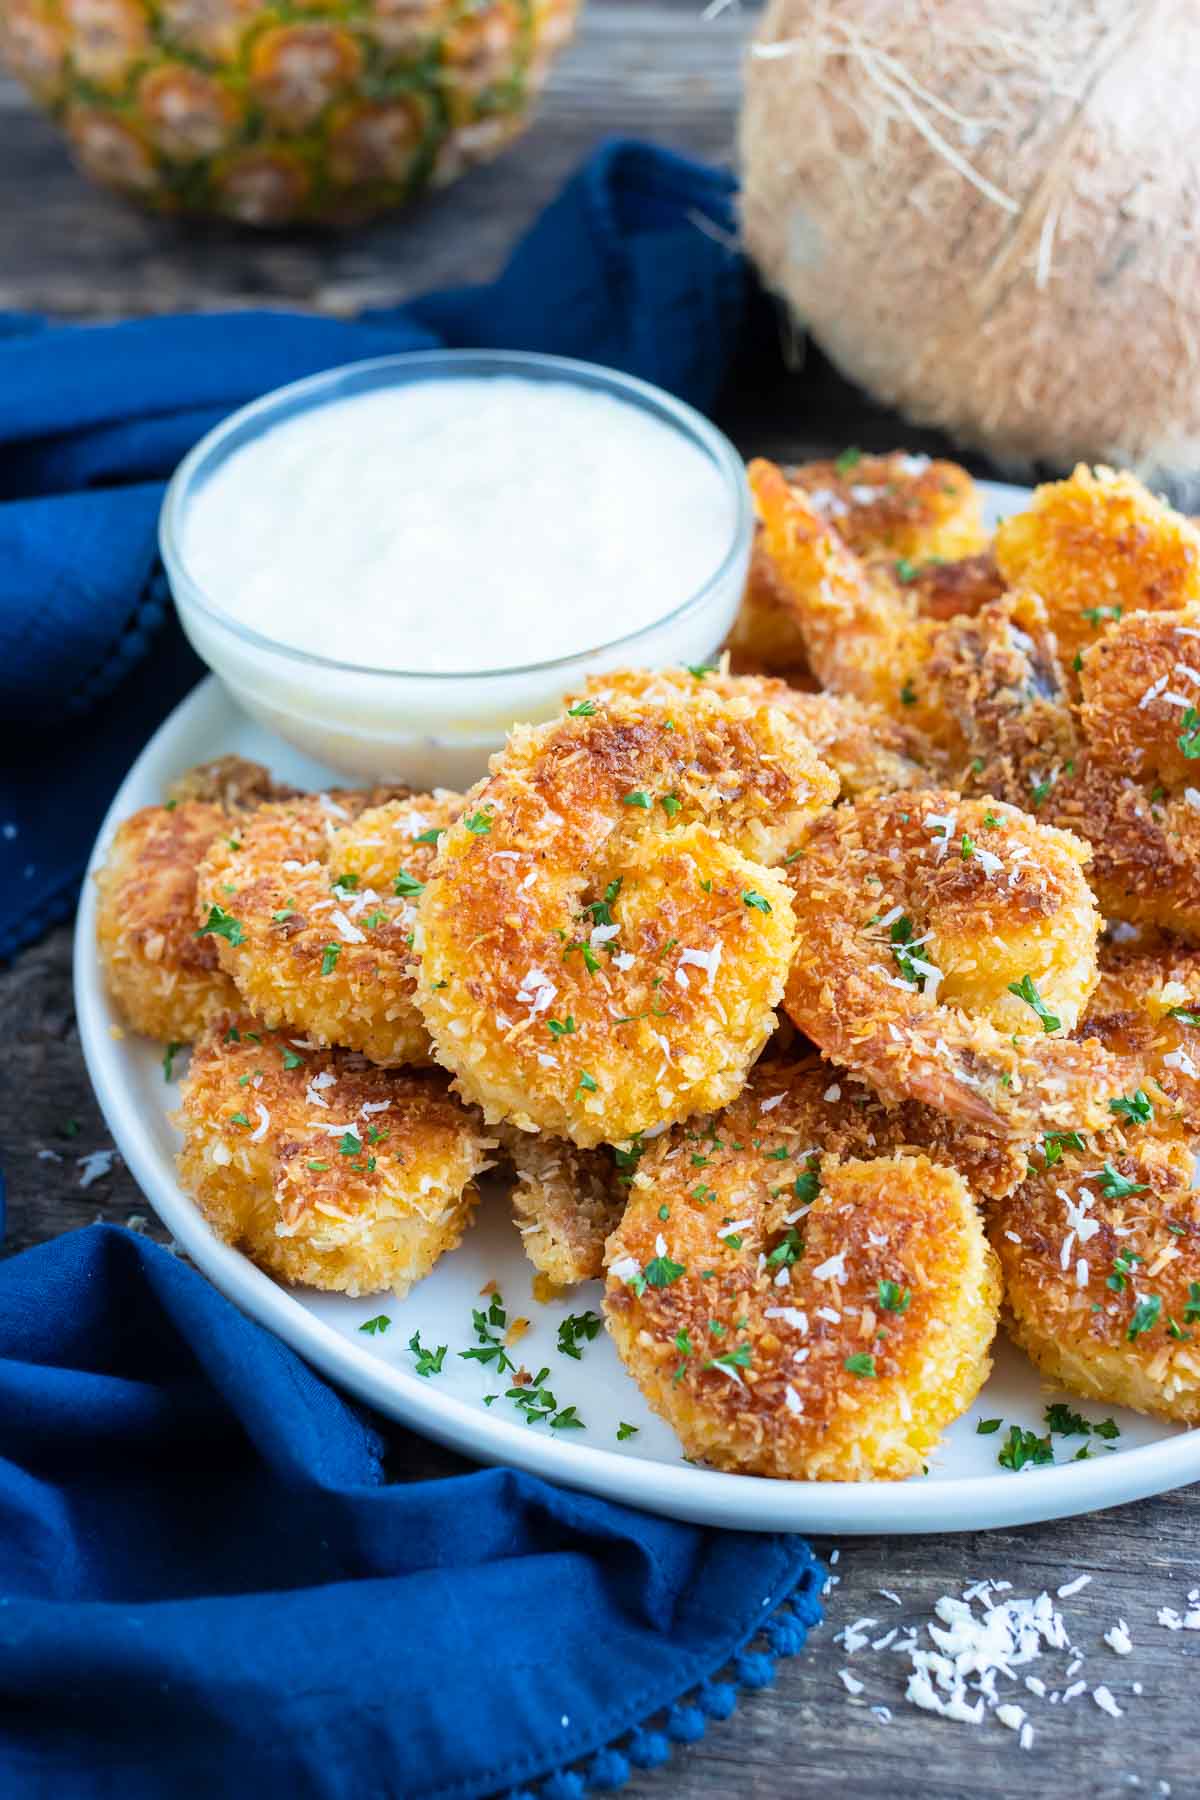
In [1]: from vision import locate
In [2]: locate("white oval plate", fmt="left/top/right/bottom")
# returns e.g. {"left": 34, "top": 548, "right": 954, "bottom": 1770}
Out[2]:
{"left": 74, "top": 481, "right": 1200, "bottom": 1533}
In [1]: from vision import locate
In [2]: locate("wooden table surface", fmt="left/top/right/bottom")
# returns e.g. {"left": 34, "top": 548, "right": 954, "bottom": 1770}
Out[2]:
{"left": 3, "top": 4, "right": 1197, "bottom": 1796}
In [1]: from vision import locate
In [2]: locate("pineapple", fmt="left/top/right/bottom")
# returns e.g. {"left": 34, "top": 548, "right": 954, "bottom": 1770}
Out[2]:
{"left": 1, "top": 0, "right": 579, "bottom": 224}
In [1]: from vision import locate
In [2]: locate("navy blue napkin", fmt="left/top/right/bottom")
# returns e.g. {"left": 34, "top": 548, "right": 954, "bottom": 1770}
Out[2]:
{"left": 0, "top": 139, "right": 745, "bottom": 959}
{"left": 0, "top": 1225, "right": 822, "bottom": 1797}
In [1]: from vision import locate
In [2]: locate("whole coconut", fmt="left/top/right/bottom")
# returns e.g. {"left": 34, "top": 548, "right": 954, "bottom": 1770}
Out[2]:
{"left": 740, "top": 0, "right": 1200, "bottom": 485}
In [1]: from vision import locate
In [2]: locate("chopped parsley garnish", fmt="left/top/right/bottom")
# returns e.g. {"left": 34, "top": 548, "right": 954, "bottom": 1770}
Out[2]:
{"left": 585, "top": 878, "right": 622, "bottom": 928}
{"left": 364, "top": 910, "right": 388, "bottom": 930}
{"left": 557, "top": 1311, "right": 602, "bottom": 1360}
{"left": 412, "top": 826, "right": 443, "bottom": 845}
{"left": 960, "top": 833, "right": 975, "bottom": 861}
{"left": 339, "top": 1132, "right": 363, "bottom": 1157}
{"left": 332, "top": 872, "right": 358, "bottom": 892}
{"left": 564, "top": 939, "right": 601, "bottom": 975}
{"left": 644, "top": 1251, "right": 685, "bottom": 1288}
{"left": 997, "top": 1425, "right": 1054, "bottom": 1471}
{"left": 1166, "top": 1003, "right": 1200, "bottom": 1025}
{"left": 844, "top": 1353, "right": 877, "bottom": 1378}
{"left": 1127, "top": 1295, "right": 1163, "bottom": 1341}
{"left": 575, "top": 1069, "right": 598, "bottom": 1098}
{"left": 767, "top": 1227, "right": 804, "bottom": 1269}
{"left": 463, "top": 810, "right": 492, "bottom": 835}
{"left": 894, "top": 558, "right": 919, "bottom": 584}
{"left": 1184, "top": 1283, "right": 1200, "bottom": 1323}
{"left": 229, "top": 1111, "right": 250, "bottom": 1128}
{"left": 1006, "top": 973, "right": 1061, "bottom": 1033}
{"left": 612, "top": 1135, "right": 646, "bottom": 1185}
{"left": 547, "top": 1016, "right": 577, "bottom": 1038}
{"left": 1030, "top": 773, "right": 1055, "bottom": 808}
{"left": 196, "top": 904, "right": 244, "bottom": 946}
{"left": 1082, "top": 603, "right": 1122, "bottom": 627}
{"left": 705, "top": 1345, "right": 752, "bottom": 1374}
{"left": 976, "top": 1418, "right": 1003, "bottom": 1435}
{"left": 459, "top": 1293, "right": 515, "bottom": 1374}
{"left": 1045, "top": 1402, "right": 1090, "bottom": 1437}
{"left": 792, "top": 1160, "right": 821, "bottom": 1206}
{"left": 394, "top": 869, "right": 425, "bottom": 898}
{"left": 162, "top": 1042, "right": 183, "bottom": 1082}
{"left": 622, "top": 790, "right": 651, "bottom": 809}
{"left": 983, "top": 810, "right": 1000, "bottom": 828}
{"left": 687, "top": 663, "right": 717, "bottom": 679}
{"left": 359, "top": 1314, "right": 391, "bottom": 1336}
{"left": 1107, "top": 1249, "right": 1143, "bottom": 1293}
{"left": 1098, "top": 1161, "right": 1148, "bottom": 1199}
{"left": 899, "top": 679, "right": 917, "bottom": 706}
{"left": 567, "top": 700, "right": 597, "bottom": 717}
{"left": 223, "top": 1026, "right": 240, "bottom": 1043}
{"left": 616, "top": 1421, "right": 639, "bottom": 1441}
{"left": 877, "top": 1279, "right": 911, "bottom": 1315}
{"left": 320, "top": 943, "right": 341, "bottom": 976}
{"left": 661, "top": 792, "right": 681, "bottom": 817}
{"left": 742, "top": 889, "right": 772, "bottom": 913}
{"left": 672, "top": 1328, "right": 693, "bottom": 1384}
{"left": 1179, "top": 708, "right": 1200, "bottom": 759}
{"left": 407, "top": 1331, "right": 446, "bottom": 1376}
{"left": 1109, "top": 1089, "right": 1154, "bottom": 1125}
{"left": 834, "top": 446, "right": 862, "bottom": 474}
{"left": 306, "top": 1160, "right": 330, "bottom": 1172}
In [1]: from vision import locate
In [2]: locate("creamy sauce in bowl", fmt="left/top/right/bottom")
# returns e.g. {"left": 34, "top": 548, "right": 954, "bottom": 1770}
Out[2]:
{"left": 180, "top": 376, "right": 736, "bottom": 674}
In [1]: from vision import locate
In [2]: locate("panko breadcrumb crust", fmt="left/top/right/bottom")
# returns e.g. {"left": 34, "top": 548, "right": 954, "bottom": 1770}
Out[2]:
{"left": 176, "top": 1017, "right": 495, "bottom": 1296}
{"left": 416, "top": 688, "right": 835, "bottom": 1145}
{"left": 991, "top": 1127, "right": 1200, "bottom": 1424}
{"left": 197, "top": 790, "right": 461, "bottom": 1065}
{"left": 605, "top": 1059, "right": 999, "bottom": 1480}
{"left": 1084, "top": 935, "right": 1200, "bottom": 1131}
{"left": 493, "top": 1122, "right": 624, "bottom": 1286}
{"left": 783, "top": 788, "right": 1119, "bottom": 1136}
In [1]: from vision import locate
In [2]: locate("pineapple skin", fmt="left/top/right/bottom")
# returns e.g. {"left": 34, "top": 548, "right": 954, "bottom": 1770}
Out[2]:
{"left": 1, "top": 0, "right": 580, "bottom": 225}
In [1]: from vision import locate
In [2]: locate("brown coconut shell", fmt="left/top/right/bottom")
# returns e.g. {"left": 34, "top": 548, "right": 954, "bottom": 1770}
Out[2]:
{"left": 740, "top": 0, "right": 1200, "bottom": 486}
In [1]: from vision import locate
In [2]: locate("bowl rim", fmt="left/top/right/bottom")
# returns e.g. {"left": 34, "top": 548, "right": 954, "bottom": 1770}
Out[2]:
{"left": 159, "top": 347, "right": 753, "bottom": 683}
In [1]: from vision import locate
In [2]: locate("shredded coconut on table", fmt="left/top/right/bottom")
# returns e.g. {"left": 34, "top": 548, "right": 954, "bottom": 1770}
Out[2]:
{"left": 77, "top": 1149, "right": 117, "bottom": 1188}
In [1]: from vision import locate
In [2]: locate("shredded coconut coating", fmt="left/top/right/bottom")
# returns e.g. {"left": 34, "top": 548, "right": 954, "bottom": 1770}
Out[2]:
{"left": 995, "top": 464, "right": 1200, "bottom": 687}
{"left": 493, "top": 1121, "right": 624, "bottom": 1286}
{"left": 580, "top": 664, "right": 940, "bottom": 799}
{"left": 784, "top": 788, "right": 1120, "bottom": 1135}
{"left": 605, "top": 1068, "right": 999, "bottom": 1480}
{"left": 1083, "top": 934, "right": 1200, "bottom": 1131}
{"left": 991, "top": 1125, "right": 1200, "bottom": 1424}
{"left": 416, "top": 690, "right": 833, "bottom": 1145}
{"left": 96, "top": 799, "right": 242, "bottom": 1043}
{"left": 788, "top": 451, "right": 986, "bottom": 564}
{"left": 176, "top": 1016, "right": 494, "bottom": 1296}
{"left": 197, "top": 791, "right": 461, "bottom": 1066}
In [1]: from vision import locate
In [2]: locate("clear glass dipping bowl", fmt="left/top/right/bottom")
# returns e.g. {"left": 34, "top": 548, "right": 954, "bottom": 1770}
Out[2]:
{"left": 159, "top": 349, "right": 753, "bottom": 789}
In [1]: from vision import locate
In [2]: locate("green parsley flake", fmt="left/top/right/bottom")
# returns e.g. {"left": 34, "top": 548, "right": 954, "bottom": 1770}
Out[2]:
{"left": 575, "top": 1069, "right": 598, "bottom": 1098}
{"left": 394, "top": 870, "right": 425, "bottom": 898}
{"left": 976, "top": 1418, "right": 1003, "bottom": 1435}
{"left": 1099, "top": 1161, "right": 1148, "bottom": 1200}
{"left": 557, "top": 1311, "right": 602, "bottom": 1361}
{"left": 687, "top": 663, "right": 717, "bottom": 680}
{"left": 547, "top": 1016, "right": 577, "bottom": 1038}
{"left": 742, "top": 890, "right": 772, "bottom": 914}
{"left": 568, "top": 700, "right": 597, "bottom": 717}
{"left": 1179, "top": 708, "right": 1200, "bottom": 759}
{"left": 463, "top": 811, "right": 492, "bottom": 835}
{"left": 162, "top": 1042, "right": 183, "bottom": 1082}
{"left": 1109, "top": 1089, "right": 1154, "bottom": 1125}
{"left": 1006, "top": 973, "right": 1061, "bottom": 1033}
{"left": 844, "top": 1353, "right": 877, "bottom": 1378}
{"left": 877, "top": 1279, "right": 911, "bottom": 1315}
{"left": 1127, "top": 1295, "right": 1163, "bottom": 1341}
{"left": 359, "top": 1314, "right": 391, "bottom": 1336}
{"left": 661, "top": 792, "right": 681, "bottom": 817}
{"left": 616, "top": 1421, "right": 639, "bottom": 1441}
{"left": 229, "top": 1111, "right": 250, "bottom": 1128}
{"left": 834, "top": 447, "right": 862, "bottom": 475}
{"left": 997, "top": 1425, "right": 1054, "bottom": 1471}
{"left": 622, "top": 790, "right": 651, "bottom": 809}
{"left": 320, "top": 943, "right": 341, "bottom": 976}
{"left": 196, "top": 904, "right": 244, "bottom": 947}
{"left": 408, "top": 1332, "right": 447, "bottom": 1376}
{"left": 894, "top": 558, "right": 919, "bottom": 584}
{"left": 644, "top": 1251, "right": 685, "bottom": 1288}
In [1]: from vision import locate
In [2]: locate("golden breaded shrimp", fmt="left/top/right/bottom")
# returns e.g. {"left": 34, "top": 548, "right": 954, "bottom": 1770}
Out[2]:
{"left": 176, "top": 1017, "right": 494, "bottom": 1296}
{"left": 747, "top": 458, "right": 921, "bottom": 713}
{"left": 995, "top": 465, "right": 1200, "bottom": 690}
{"left": 579, "top": 664, "right": 939, "bottom": 799}
{"left": 417, "top": 691, "right": 835, "bottom": 1146}
{"left": 790, "top": 451, "right": 987, "bottom": 564}
{"left": 605, "top": 1078, "right": 999, "bottom": 1480}
{"left": 726, "top": 532, "right": 823, "bottom": 683}
{"left": 493, "top": 1122, "right": 624, "bottom": 1286}
{"left": 784, "top": 790, "right": 1121, "bottom": 1136}
{"left": 1083, "top": 935, "right": 1200, "bottom": 1132}
{"left": 991, "top": 1125, "right": 1200, "bottom": 1424}
{"left": 96, "top": 799, "right": 241, "bottom": 1043}
{"left": 197, "top": 790, "right": 461, "bottom": 1066}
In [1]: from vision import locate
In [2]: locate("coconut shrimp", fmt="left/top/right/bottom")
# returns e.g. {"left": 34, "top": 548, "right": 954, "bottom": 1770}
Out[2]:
{"left": 416, "top": 690, "right": 836, "bottom": 1146}
{"left": 95, "top": 757, "right": 293, "bottom": 1044}
{"left": 604, "top": 1063, "right": 999, "bottom": 1480}
{"left": 493, "top": 1122, "right": 624, "bottom": 1287}
{"left": 578, "top": 662, "right": 938, "bottom": 799}
{"left": 783, "top": 789, "right": 1122, "bottom": 1136}
{"left": 991, "top": 1124, "right": 1200, "bottom": 1425}
{"left": 994, "top": 464, "right": 1200, "bottom": 689}
{"left": 1082, "top": 934, "right": 1200, "bottom": 1132}
{"left": 197, "top": 790, "right": 461, "bottom": 1066}
{"left": 176, "top": 1017, "right": 494, "bottom": 1296}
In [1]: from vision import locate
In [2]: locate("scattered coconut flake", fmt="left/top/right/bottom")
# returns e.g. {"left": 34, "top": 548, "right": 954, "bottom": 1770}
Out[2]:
{"left": 1092, "top": 1685, "right": 1123, "bottom": 1719}
{"left": 760, "top": 1093, "right": 785, "bottom": 1113}
{"left": 811, "top": 1251, "right": 847, "bottom": 1283}
{"left": 78, "top": 1150, "right": 116, "bottom": 1188}
{"left": 838, "top": 1668, "right": 864, "bottom": 1696}
{"left": 1104, "top": 1621, "right": 1132, "bottom": 1656}
{"left": 1057, "top": 1576, "right": 1091, "bottom": 1598}
{"left": 249, "top": 1103, "right": 270, "bottom": 1143}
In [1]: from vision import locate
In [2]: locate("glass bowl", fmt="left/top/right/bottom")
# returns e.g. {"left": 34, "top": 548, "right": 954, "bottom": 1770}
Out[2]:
{"left": 159, "top": 349, "right": 753, "bottom": 789}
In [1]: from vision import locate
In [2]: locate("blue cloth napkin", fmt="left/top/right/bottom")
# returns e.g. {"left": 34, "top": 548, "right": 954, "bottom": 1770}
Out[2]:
{"left": 0, "top": 1225, "right": 823, "bottom": 1797}
{"left": 0, "top": 138, "right": 745, "bottom": 959}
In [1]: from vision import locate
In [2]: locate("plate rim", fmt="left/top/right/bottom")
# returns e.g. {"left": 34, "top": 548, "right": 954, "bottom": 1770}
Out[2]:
{"left": 72, "top": 498, "right": 1200, "bottom": 1534}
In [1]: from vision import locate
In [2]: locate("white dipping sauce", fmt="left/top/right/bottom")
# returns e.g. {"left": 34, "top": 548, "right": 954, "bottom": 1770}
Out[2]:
{"left": 181, "top": 376, "right": 736, "bottom": 673}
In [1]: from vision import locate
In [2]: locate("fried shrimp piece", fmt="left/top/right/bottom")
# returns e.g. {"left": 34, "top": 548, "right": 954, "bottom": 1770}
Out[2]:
{"left": 197, "top": 790, "right": 461, "bottom": 1066}
{"left": 176, "top": 1017, "right": 493, "bottom": 1296}
{"left": 792, "top": 450, "right": 986, "bottom": 563}
{"left": 1083, "top": 935, "right": 1200, "bottom": 1131}
{"left": 991, "top": 1126, "right": 1200, "bottom": 1424}
{"left": 605, "top": 1070, "right": 999, "bottom": 1479}
{"left": 784, "top": 789, "right": 1121, "bottom": 1136}
{"left": 96, "top": 799, "right": 243, "bottom": 1043}
{"left": 580, "top": 664, "right": 938, "bottom": 800}
{"left": 747, "top": 458, "right": 919, "bottom": 712}
{"left": 417, "top": 691, "right": 835, "bottom": 1146}
{"left": 994, "top": 464, "right": 1200, "bottom": 688}
{"left": 492, "top": 1122, "right": 624, "bottom": 1286}
{"left": 727, "top": 534, "right": 824, "bottom": 683}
